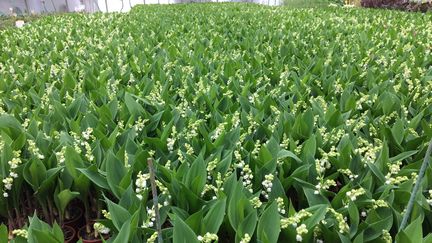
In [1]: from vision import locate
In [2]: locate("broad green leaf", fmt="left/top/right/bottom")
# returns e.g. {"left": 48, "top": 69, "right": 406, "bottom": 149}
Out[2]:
{"left": 203, "top": 197, "right": 226, "bottom": 233}
{"left": 112, "top": 219, "right": 131, "bottom": 243}
{"left": 277, "top": 149, "right": 302, "bottom": 163}
{"left": 77, "top": 165, "right": 109, "bottom": 190}
{"left": 106, "top": 151, "right": 126, "bottom": 199}
{"left": 55, "top": 189, "right": 79, "bottom": 220}
{"left": 0, "top": 224, "right": 7, "bottom": 243}
{"left": 257, "top": 202, "right": 280, "bottom": 243}
{"left": 104, "top": 196, "right": 131, "bottom": 231}
{"left": 173, "top": 215, "right": 200, "bottom": 243}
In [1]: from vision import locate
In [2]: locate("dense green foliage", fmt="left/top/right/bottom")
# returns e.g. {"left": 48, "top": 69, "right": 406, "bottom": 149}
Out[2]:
{"left": 1, "top": 3, "right": 432, "bottom": 242}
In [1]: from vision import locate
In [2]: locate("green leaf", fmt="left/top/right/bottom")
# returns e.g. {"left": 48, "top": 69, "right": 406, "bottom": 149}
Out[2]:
{"left": 65, "top": 146, "right": 84, "bottom": 179}
{"left": 409, "top": 111, "right": 424, "bottom": 129}
{"left": 186, "top": 210, "right": 204, "bottom": 234}
{"left": 277, "top": 149, "right": 302, "bottom": 163}
{"left": 0, "top": 224, "right": 7, "bottom": 243}
{"left": 113, "top": 219, "right": 131, "bottom": 243}
{"left": 104, "top": 196, "right": 131, "bottom": 231}
{"left": 23, "top": 158, "right": 47, "bottom": 191}
{"left": 257, "top": 202, "right": 280, "bottom": 243}
{"left": 0, "top": 115, "right": 22, "bottom": 135}
{"left": 228, "top": 181, "right": 252, "bottom": 231}
{"left": 397, "top": 216, "right": 422, "bottom": 243}
{"left": 236, "top": 210, "right": 258, "bottom": 242}
{"left": 292, "top": 109, "right": 313, "bottom": 139}
{"left": 390, "top": 150, "right": 418, "bottom": 163}
{"left": 51, "top": 222, "right": 65, "bottom": 242}
{"left": 304, "top": 204, "right": 328, "bottom": 230}
{"left": 32, "top": 229, "right": 62, "bottom": 243}
{"left": 77, "top": 165, "right": 109, "bottom": 190}
{"left": 301, "top": 135, "right": 316, "bottom": 163}
{"left": 56, "top": 189, "right": 79, "bottom": 219}
{"left": 304, "top": 188, "right": 330, "bottom": 206}
{"left": 173, "top": 214, "right": 200, "bottom": 243}
{"left": 366, "top": 162, "right": 386, "bottom": 185}
{"left": 124, "top": 92, "right": 145, "bottom": 116}
{"left": 391, "top": 118, "right": 404, "bottom": 145}
{"left": 347, "top": 202, "right": 359, "bottom": 237}
{"left": 106, "top": 151, "right": 126, "bottom": 199}
{"left": 185, "top": 155, "right": 206, "bottom": 196}
{"left": 204, "top": 197, "right": 226, "bottom": 233}
{"left": 63, "top": 69, "right": 76, "bottom": 91}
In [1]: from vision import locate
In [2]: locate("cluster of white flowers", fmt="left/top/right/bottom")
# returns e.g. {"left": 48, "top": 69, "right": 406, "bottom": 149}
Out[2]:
{"left": 371, "top": 199, "right": 388, "bottom": 209}
{"left": 202, "top": 171, "right": 225, "bottom": 200}
{"left": 197, "top": 232, "right": 218, "bottom": 243}
{"left": 155, "top": 180, "right": 171, "bottom": 206}
{"left": 232, "top": 111, "right": 241, "bottom": 128}
{"left": 295, "top": 224, "right": 308, "bottom": 242}
{"left": 346, "top": 187, "right": 366, "bottom": 201}
{"left": 94, "top": 222, "right": 110, "bottom": 235}
{"left": 147, "top": 232, "right": 159, "bottom": 243}
{"left": 239, "top": 164, "right": 254, "bottom": 193}
{"left": 211, "top": 122, "right": 226, "bottom": 141}
{"left": 134, "top": 116, "right": 147, "bottom": 132}
{"left": 28, "top": 139, "right": 45, "bottom": 160}
{"left": 55, "top": 146, "right": 67, "bottom": 165}
{"left": 250, "top": 196, "right": 262, "bottom": 208}
{"left": 382, "top": 230, "right": 392, "bottom": 243}
{"left": 206, "top": 158, "right": 218, "bottom": 180}
{"left": 167, "top": 126, "right": 177, "bottom": 152}
{"left": 326, "top": 208, "right": 349, "bottom": 233}
{"left": 385, "top": 161, "right": 408, "bottom": 185}
{"left": 12, "top": 229, "right": 28, "bottom": 239}
{"left": 276, "top": 197, "right": 286, "bottom": 214}
{"left": 135, "top": 171, "right": 150, "bottom": 200}
{"left": 184, "top": 143, "right": 194, "bottom": 156}
{"left": 124, "top": 151, "right": 131, "bottom": 168}
{"left": 280, "top": 134, "right": 289, "bottom": 150}
{"left": 142, "top": 206, "right": 157, "bottom": 228}
{"left": 338, "top": 168, "right": 358, "bottom": 181}
{"left": 102, "top": 209, "right": 111, "bottom": 219}
{"left": 314, "top": 179, "right": 336, "bottom": 195}
{"left": 281, "top": 209, "right": 312, "bottom": 229}
{"left": 70, "top": 128, "right": 95, "bottom": 162}
{"left": 82, "top": 127, "right": 94, "bottom": 141}
{"left": 315, "top": 147, "right": 338, "bottom": 176}
{"left": 184, "top": 119, "right": 202, "bottom": 140}
{"left": 2, "top": 150, "right": 22, "bottom": 198}
{"left": 261, "top": 174, "right": 274, "bottom": 199}
{"left": 239, "top": 233, "right": 251, "bottom": 243}
{"left": 426, "top": 190, "right": 432, "bottom": 206}
{"left": 251, "top": 140, "right": 262, "bottom": 157}
{"left": 355, "top": 138, "right": 382, "bottom": 166}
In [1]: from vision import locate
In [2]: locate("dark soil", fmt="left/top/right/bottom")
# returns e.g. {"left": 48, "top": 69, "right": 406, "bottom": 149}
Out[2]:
{"left": 361, "top": 0, "right": 432, "bottom": 12}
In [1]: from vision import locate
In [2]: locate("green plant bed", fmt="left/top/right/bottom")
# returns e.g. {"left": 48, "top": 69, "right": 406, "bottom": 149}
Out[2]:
{"left": 0, "top": 3, "right": 432, "bottom": 242}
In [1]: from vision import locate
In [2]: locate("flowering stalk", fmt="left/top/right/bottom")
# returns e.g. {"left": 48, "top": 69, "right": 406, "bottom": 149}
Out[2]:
{"left": 399, "top": 138, "right": 432, "bottom": 232}
{"left": 147, "top": 158, "right": 162, "bottom": 243}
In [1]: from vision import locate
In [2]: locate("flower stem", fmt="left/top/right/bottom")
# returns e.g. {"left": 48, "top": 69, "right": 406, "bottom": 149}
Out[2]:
{"left": 147, "top": 158, "right": 162, "bottom": 243}
{"left": 399, "top": 138, "right": 432, "bottom": 231}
